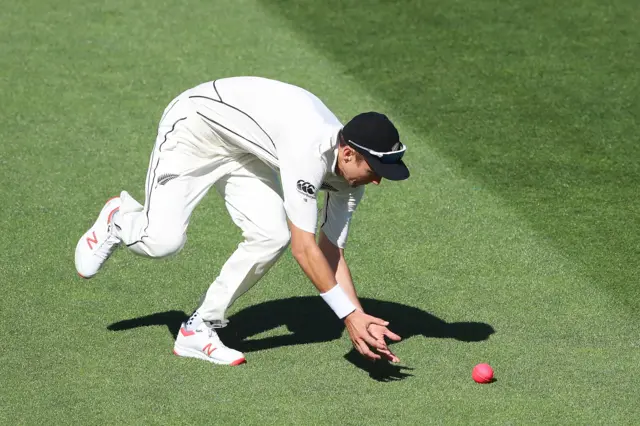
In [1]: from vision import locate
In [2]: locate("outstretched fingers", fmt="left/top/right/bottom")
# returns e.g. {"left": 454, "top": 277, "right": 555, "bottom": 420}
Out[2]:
{"left": 354, "top": 337, "right": 381, "bottom": 361}
{"left": 377, "top": 347, "right": 400, "bottom": 363}
{"left": 382, "top": 328, "right": 401, "bottom": 342}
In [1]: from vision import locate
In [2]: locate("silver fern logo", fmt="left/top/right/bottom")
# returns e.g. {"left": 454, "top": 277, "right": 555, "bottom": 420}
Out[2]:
{"left": 157, "top": 173, "right": 179, "bottom": 186}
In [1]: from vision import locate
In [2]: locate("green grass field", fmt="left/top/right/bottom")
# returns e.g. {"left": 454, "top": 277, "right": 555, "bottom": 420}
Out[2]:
{"left": 2, "top": 0, "right": 639, "bottom": 424}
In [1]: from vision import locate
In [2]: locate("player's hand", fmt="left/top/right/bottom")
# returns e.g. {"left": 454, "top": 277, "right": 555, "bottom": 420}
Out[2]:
{"left": 343, "top": 310, "right": 390, "bottom": 361}
{"left": 368, "top": 323, "right": 402, "bottom": 363}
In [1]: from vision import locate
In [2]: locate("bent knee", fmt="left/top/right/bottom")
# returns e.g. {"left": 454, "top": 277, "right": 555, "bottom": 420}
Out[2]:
{"left": 255, "top": 227, "right": 290, "bottom": 255}
{"left": 270, "top": 228, "right": 291, "bottom": 252}
{"left": 144, "top": 233, "right": 186, "bottom": 258}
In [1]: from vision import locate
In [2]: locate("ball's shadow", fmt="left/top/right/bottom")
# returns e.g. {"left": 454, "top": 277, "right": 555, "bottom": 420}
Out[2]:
{"left": 108, "top": 296, "right": 495, "bottom": 382}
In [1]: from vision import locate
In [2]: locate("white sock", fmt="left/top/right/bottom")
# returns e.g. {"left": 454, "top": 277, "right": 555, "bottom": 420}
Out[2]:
{"left": 185, "top": 311, "right": 204, "bottom": 331}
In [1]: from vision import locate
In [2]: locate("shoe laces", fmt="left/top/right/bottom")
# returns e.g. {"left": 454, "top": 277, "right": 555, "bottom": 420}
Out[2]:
{"left": 93, "top": 226, "right": 121, "bottom": 261}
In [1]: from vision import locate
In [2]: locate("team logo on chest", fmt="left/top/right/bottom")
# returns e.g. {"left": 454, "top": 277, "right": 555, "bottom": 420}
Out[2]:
{"left": 296, "top": 180, "right": 316, "bottom": 198}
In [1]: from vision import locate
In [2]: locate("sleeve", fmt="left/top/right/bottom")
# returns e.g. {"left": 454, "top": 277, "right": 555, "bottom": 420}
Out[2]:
{"left": 279, "top": 149, "right": 326, "bottom": 235}
{"left": 320, "top": 185, "right": 365, "bottom": 248}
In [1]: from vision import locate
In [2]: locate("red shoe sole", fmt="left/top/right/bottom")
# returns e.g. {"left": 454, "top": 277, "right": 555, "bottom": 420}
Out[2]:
{"left": 173, "top": 350, "right": 246, "bottom": 366}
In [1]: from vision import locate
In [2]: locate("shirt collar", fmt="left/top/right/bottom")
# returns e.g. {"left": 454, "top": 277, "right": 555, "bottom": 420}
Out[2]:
{"left": 328, "top": 129, "right": 340, "bottom": 176}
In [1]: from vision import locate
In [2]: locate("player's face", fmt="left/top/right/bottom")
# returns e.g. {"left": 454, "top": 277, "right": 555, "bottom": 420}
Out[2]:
{"left": 340, "top": 146, "right": 382, "bottom": 187}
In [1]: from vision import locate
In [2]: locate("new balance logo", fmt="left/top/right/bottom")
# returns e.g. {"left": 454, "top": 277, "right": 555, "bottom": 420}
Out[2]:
{"left": 296, "top": 180, "right": 316, "bottom": 198}
{"left": 86, "top": 231, "right": 98, "bottom": 249}
{"left": 202, "top": 343, "right": 217, "bottom": 356}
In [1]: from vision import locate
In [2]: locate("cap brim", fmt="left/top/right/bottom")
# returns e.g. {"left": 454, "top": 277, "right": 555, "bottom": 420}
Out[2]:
{"left": 362, "top": 154, "right": 410, "bottom": 181}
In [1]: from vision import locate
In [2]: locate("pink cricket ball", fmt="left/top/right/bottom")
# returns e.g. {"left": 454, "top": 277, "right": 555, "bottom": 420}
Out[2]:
{"left": 472, "top": 363, "right": 494, "bottom": 383}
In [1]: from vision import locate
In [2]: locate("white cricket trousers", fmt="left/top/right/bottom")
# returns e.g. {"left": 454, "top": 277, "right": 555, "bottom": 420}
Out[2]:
{"left": 114, "top": 92, "right": 290, "bottom": 323}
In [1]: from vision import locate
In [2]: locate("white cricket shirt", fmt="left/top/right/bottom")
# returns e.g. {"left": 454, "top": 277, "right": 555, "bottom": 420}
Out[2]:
{"left": 185, "top": 76, "right": 365, "bottom": 248}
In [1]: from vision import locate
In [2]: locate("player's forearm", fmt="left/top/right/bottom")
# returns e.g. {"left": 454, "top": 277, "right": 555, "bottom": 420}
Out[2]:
{"left": 335, "top": 256, "right": 363, "bottom": 311}
{"left": 318, "top": 232, "right": 363, "bottom": 311}
{"left": 289, "top": 222, "right": 357, "bottom": 319}
{"left": 291, "top": 237, "right": 339, "bottom": 294}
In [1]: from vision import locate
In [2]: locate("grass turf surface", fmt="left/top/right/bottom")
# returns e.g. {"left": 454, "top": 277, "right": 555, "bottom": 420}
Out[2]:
{"left": 1, "top": 0, "right": 639, "bottom": 424}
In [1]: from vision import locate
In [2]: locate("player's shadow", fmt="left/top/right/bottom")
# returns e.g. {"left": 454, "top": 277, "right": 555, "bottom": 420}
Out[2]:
{"left": 107, "top": 297, "right": 495, "bottom": 382}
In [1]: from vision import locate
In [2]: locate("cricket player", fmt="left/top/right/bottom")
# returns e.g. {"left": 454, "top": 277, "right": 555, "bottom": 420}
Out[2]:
{"left": 75, "top": 76, "right": 410, "bottom": 366}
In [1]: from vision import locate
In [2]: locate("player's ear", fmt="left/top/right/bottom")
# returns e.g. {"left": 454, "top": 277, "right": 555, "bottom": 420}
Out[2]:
{"left": 342, "top": 144, "right": 357, "bottom": 162}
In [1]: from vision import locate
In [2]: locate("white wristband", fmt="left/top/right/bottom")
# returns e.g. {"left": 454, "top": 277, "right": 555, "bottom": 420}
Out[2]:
{"left": 320, "top": 284, "right": 357, "bottom": 319}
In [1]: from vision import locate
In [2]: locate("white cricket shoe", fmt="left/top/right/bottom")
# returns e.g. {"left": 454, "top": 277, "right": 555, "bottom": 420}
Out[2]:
{"left": 75, "top": 196, "right": 122, "bottom": 279}
{"left": 173, "top": 322, "right": 246, "bottom": 366}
